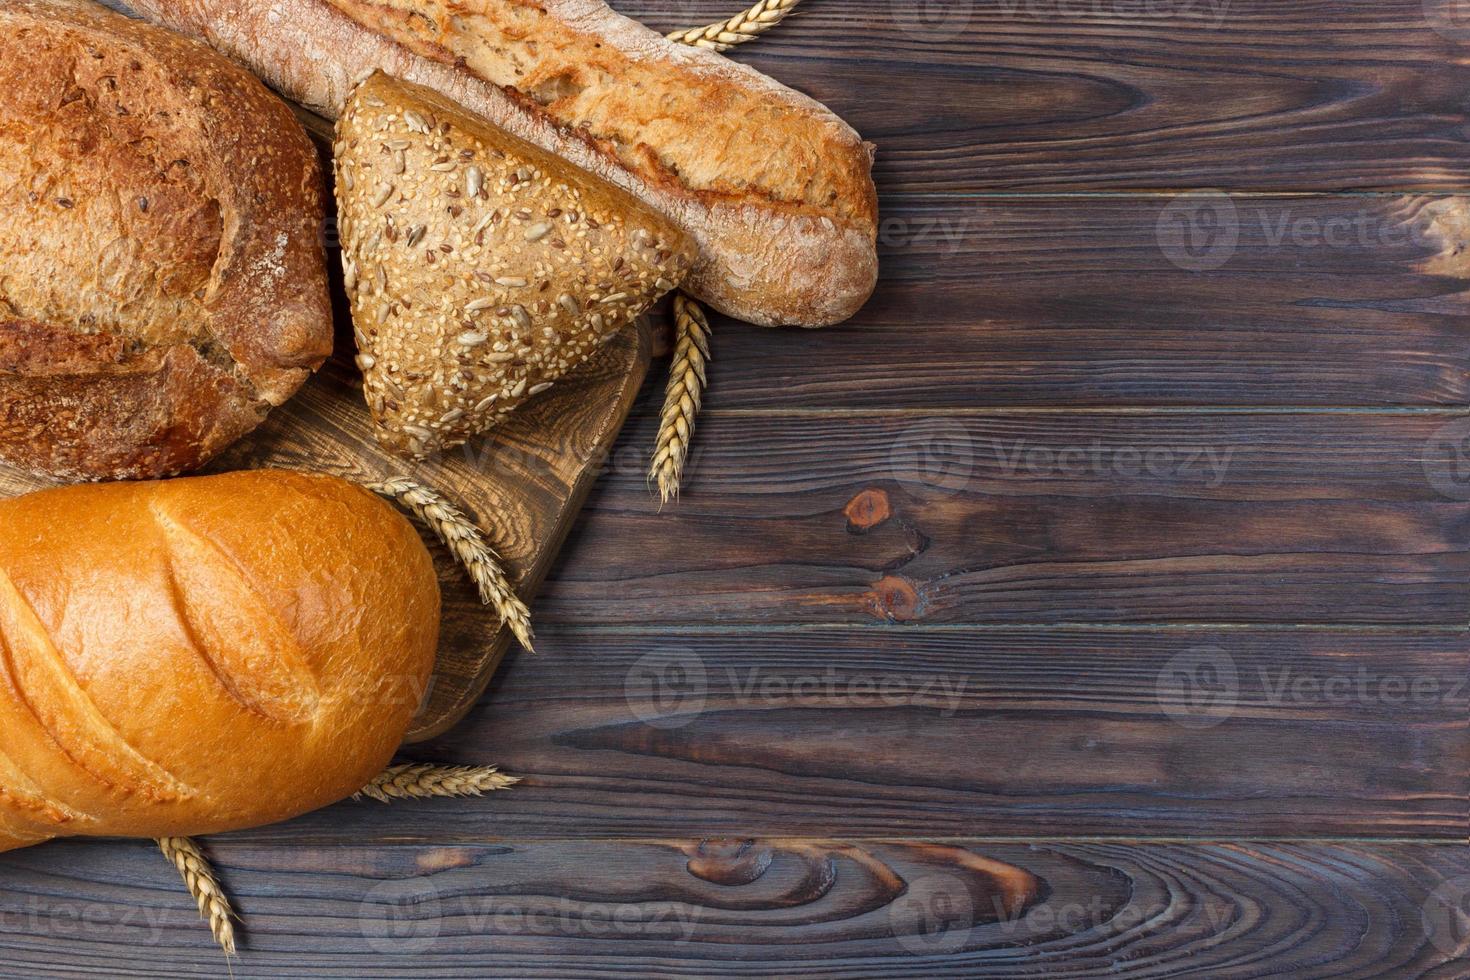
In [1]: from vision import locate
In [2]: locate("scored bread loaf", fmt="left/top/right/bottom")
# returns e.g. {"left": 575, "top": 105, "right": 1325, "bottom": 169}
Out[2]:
{"left": 336, "top": 72, "right": 696, "bottom": 459}
{"left": 123, "top": 0, "right": 879, "bottom": 327}
{"left": 0, "top": 470, "right": 439, "bottom": 853}
{"left": 0, "top": 0, "right": 333, "bottom": 481}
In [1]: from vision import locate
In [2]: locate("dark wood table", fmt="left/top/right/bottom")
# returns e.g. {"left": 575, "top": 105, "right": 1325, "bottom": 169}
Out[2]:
{"left": 3, "top": 0, "right": 1469, "bottom": 975}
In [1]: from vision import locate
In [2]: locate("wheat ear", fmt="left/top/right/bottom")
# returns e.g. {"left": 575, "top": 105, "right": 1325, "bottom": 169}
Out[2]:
{"left": 649, "top": 294, "right": 711, "bottom": 505}
{"left": 355, "top": 763, "right": 520, "bottom": 802}
{"left": 367, "top": 478, "right": 534, "bottom": 652}
{"left": 668, "top": 0, "right": 805, "bottom": 51}
{"left": 157, "top": 836, "right": 237, "bottom": 956}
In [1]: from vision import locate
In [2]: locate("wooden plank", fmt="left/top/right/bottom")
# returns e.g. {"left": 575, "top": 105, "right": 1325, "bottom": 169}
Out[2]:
{"left": 701, "top": 195, "right": 1470, "bottom": 408}
{"left": 530, "top": 411, "right": 1470, "bottom": 626}
{"left": 0, "top": 838, "right": 1464, "bottom": 975}
{"left": 210, "top": 627, "right": 1468, "bottom": 842}
{"left": 615, "top": 0, "right": 1470, "bottom": 192}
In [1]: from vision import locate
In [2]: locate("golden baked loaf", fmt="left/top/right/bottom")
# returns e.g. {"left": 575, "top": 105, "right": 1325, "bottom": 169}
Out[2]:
{"left": 336, "top": 73, "right": 695, "bottom": 459}
{"left": 0, "top": 470, "right": 440, "bottom": 853}
{"left": 125, "top": 0, "right": 879, "bottom": 327}
{"left": 0, "top": 0, "right": 333, "bottom": 481}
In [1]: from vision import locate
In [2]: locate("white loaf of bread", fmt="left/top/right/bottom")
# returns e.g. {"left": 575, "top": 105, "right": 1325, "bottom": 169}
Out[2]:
{"left": 0, "top": 471, "right": 440, "bottom": 852}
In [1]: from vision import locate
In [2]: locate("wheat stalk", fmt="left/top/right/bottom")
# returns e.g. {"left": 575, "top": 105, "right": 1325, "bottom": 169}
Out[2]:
{"left": 157, "top": 836, "right": 237, "bottom": 956}
{"left": 355, "top": 763, "right": 520, "bottom": 802}
{"left": 366, "top": 478, "right": 534, "bottom": 652}
{"left": 649, "top": 294, "right": 711, "bottom": 505}
{"left": 668, "top": 0, "right": 805, "bottom": 51}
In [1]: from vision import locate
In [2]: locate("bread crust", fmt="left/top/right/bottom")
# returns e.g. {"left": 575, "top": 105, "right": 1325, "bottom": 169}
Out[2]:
{"left": 337, "top": 72, "right": 696, "bottom": 458}
{"left": 0, "top": 470, "right": 440, "bottom": 849}
{"left": 124, "top": 0, "right": 879, "bottom": 326}
{"left": 0, "top": 0, "right": 334, "bottom": 480}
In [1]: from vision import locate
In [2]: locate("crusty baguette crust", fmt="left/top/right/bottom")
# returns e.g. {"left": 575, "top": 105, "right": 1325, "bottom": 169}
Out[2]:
{"left": 0, "top": 0, "right": 333, "bottom": 480}
{"left": 0, "top": 470, "right": 439, "bottom": 851}
{"left": 124, "top": 0, "right": 878, "bottom": 326}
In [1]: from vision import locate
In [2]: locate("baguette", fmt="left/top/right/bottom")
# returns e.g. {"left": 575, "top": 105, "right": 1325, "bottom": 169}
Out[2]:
{"left": 0, "top": 0, "right": 334, "bottom": 481}
{"left": 123, "top": 0, "right": 879, "bottom": 327}
{"left": 0, "top": 470, "right": 439, "bottom": 852}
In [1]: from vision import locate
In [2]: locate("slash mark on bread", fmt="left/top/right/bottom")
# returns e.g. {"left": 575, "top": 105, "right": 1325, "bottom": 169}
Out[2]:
{"left": 152, "top": 505, "right": 322, "bottom": 723}
{"left": 0, "top": 565, "right": 193, "bottom": 803}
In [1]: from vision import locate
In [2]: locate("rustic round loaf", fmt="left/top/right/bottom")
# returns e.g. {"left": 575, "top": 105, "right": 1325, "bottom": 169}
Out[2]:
{"left": 0, "top": 0, "right": 333, "bottom": 481}
{"left": 0, "top": 470, "right": 441, "bottom": 852}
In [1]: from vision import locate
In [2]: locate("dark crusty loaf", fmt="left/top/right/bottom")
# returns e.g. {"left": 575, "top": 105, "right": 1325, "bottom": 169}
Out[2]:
{"left": 123, "top": 0, "right": 879, "bottom": 327}
{"left": 0, "top": 0, "right": 333, "bottom": 481}
{"left": 0, "top": 470, "right": 440, "bottom": 853}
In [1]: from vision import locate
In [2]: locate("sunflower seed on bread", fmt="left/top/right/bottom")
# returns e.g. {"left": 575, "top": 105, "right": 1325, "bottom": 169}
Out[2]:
{"left": 334, "top": 72, "right": 696, "bottom": 460}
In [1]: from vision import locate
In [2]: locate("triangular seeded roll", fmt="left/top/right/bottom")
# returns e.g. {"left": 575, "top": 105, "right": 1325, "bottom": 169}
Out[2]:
{"left": 334, "top": 72, "right": 696, "bottom": 459}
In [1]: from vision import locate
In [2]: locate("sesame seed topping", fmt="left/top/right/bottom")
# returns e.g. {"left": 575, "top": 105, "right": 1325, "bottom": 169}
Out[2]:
{"left": 338, "top": 75, "right": 695, "bottom": 459}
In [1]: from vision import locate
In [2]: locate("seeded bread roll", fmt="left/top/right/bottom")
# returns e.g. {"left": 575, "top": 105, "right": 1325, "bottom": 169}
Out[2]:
{"left": 123, "top": 0, "right": 878, "bottom": 327}
{"left": 0, "top": 470, "right": 439, "bottom": 853}
{"left": 0, "top": 0, "right": 332, "bottom": 481}
{"left": 336, "top": 73, "right": 695, "bottom": 459}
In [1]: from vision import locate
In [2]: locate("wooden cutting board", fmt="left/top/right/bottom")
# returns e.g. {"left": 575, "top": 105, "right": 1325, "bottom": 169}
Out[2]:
{"left": 0, "top": 318, "right": 652, "bottom": 743}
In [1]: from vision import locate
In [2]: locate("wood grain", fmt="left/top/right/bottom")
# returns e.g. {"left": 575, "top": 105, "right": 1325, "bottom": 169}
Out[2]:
{"left": 0, "top": 838, "right": 1464, "bottom": 976}
{"left": 28, "top": 3, "right": 1470, "bottom": 976}
{"left": 614, "top": 0, "right": 1470, "bottom": 193}
{"left": 699, "top": 195, "right": 1470, "bottom": 408}
{"left": 199, "top": 627, "right": 1468, "bottom": 842}
{"left": 533, "top": 411, "right": 1470, "bottom": 626}
{"left": 0, "top": 321, "right": 652, "bottom": 742}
